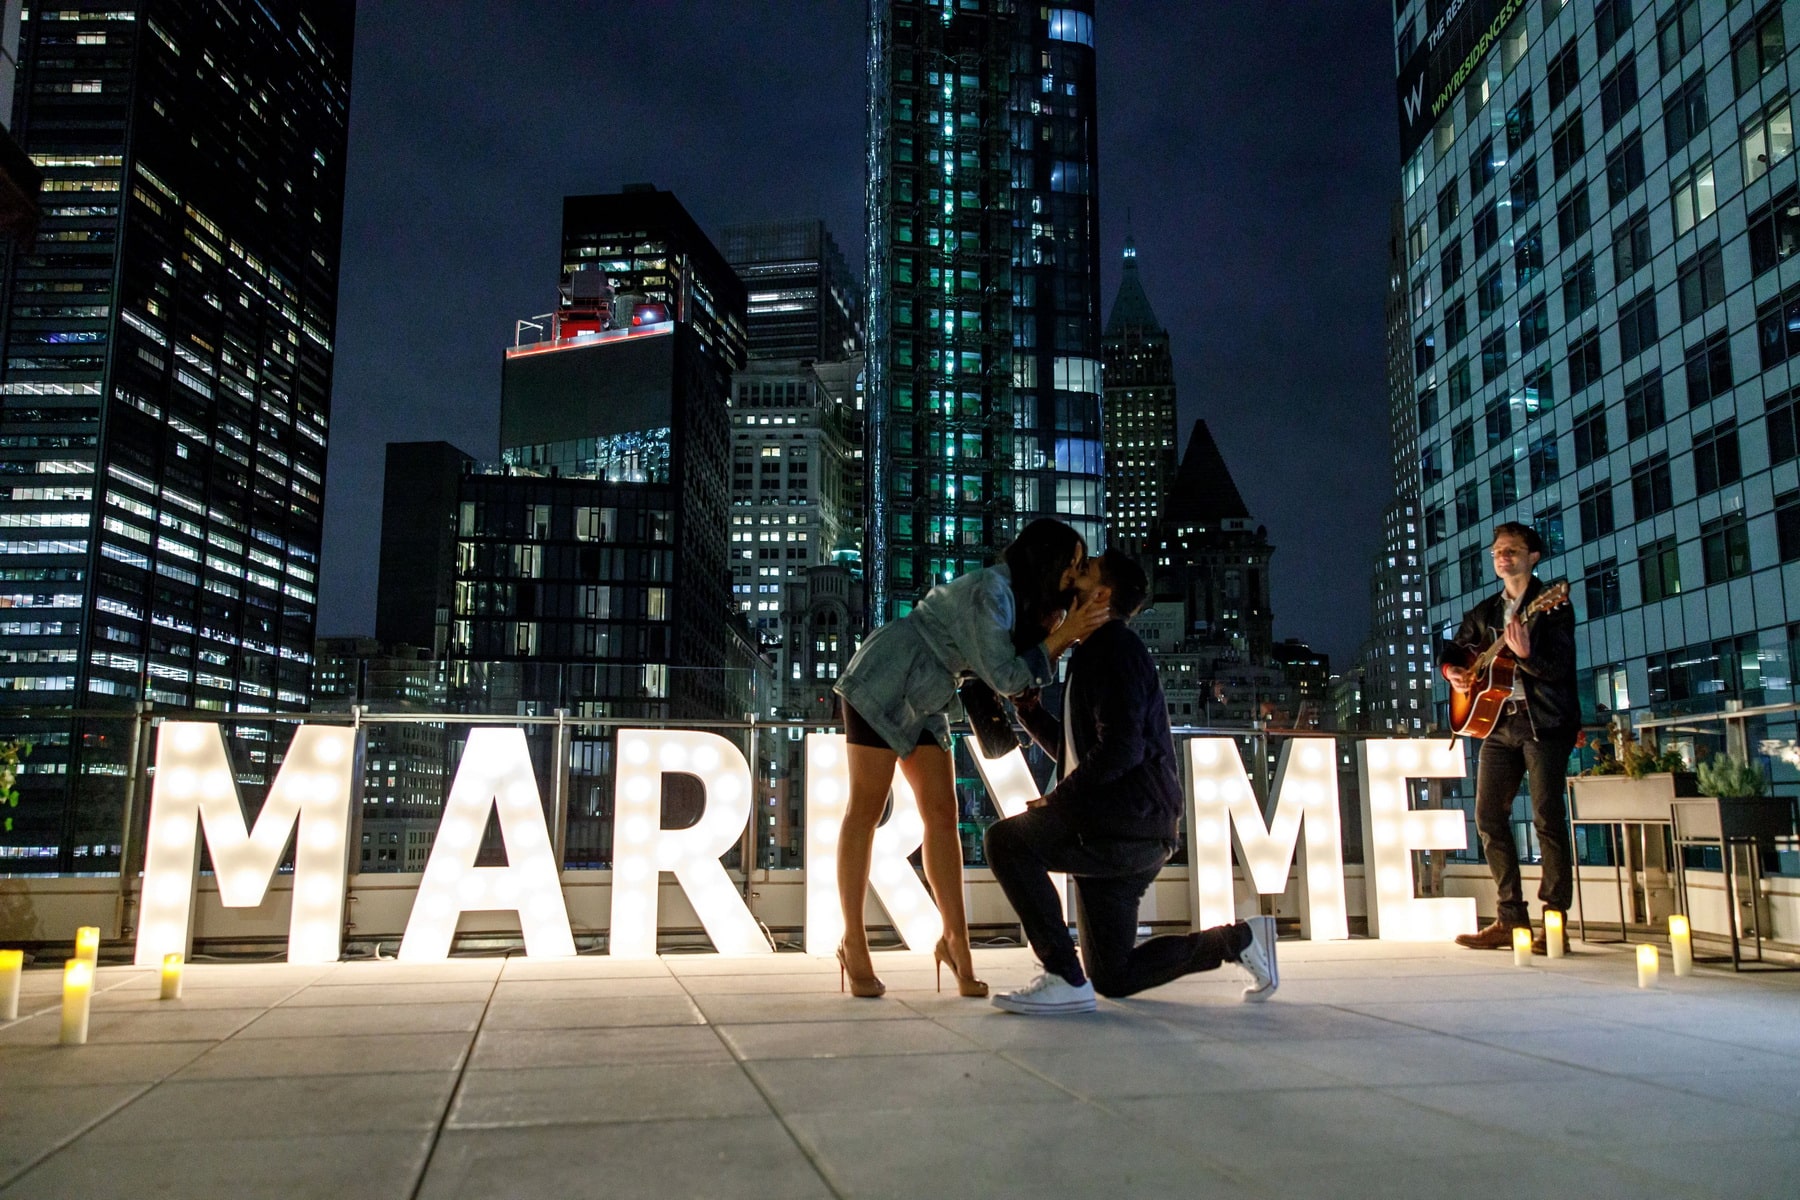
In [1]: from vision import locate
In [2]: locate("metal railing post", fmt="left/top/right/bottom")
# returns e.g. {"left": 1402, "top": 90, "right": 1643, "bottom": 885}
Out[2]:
{"left": 550, "top": 708, "right": 571, "bottom": 869}
{"left": 114, "top": 701, "right": 153, "bottom": 940}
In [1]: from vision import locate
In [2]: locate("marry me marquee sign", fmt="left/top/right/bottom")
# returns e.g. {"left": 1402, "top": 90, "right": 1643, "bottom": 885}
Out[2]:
{"left": 133, "top": 722, "right": 1477, "bottom": 967}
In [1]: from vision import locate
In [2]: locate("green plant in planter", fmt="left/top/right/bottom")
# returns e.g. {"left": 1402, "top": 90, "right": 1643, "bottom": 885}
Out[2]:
{"left": 1580, "top": 718, "right": 1687, "bottom": 778}
{"left": 0, "top": 738, "right": 28, "bottom": 832}
{"left": 1696, "top": 753, "right": 1765, "bottom": 799}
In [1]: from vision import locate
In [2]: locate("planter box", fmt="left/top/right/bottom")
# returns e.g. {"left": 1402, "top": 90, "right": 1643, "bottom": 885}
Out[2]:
{"left": 1671, "top": 796, "right": 1797, "bottom": 845}
{"left": 1568, "top": 772, "right": 1698, "bottom": 823}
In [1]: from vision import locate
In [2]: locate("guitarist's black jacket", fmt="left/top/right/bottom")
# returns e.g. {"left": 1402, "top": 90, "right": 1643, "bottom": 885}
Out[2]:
{"left": 1439, "top": 575, "right": 1580, "bottom": 738}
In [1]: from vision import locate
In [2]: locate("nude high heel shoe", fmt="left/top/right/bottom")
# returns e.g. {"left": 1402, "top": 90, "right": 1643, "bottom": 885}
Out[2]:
{"left": 837, "top": 941, "right": 885, "bottom": 998}
{"left": 934, "top": 936, "right": 989, "bottom": 998}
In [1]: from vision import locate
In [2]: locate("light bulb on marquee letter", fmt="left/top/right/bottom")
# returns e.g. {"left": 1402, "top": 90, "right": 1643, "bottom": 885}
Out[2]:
{"left": 398, "top": 728, "right": 575, "bottom": 962}
{"left": 1185, "top": 737, "right": 1349, "bottom": 940}
{"left": 1356, "top": 738, "right": 1475, "bottom": 940}
{"left": 968, "top": 741, "right": 1069, "bottom": 918}
{"left": 803, "top": 733, "right": 941, "bottom": 956}
{"left": 135, "top": 722, "right": 358, "bottom": 967}
{"left": 608, "top": 729, "right": 770, "bottom": 958}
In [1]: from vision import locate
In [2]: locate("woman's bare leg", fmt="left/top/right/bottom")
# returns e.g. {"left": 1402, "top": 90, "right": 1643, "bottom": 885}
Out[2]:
{"left": 900, "top": 743, "right": 977, "bottom": 978}
{"left": 839, "top": 743, "right": 899, "bottom": 978}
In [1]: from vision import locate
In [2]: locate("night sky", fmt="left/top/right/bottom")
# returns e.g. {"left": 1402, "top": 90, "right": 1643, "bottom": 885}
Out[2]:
{"left": 320, "top": 2, "right": 1399, "bottom": 669}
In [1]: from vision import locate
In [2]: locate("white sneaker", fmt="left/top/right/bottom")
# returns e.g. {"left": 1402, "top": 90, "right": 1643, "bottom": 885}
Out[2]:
{"left": 991, "top": 971, "right": 1097, "bottom": 1015}
{"left": 1237, "top": 916, "right": 1279, "bottom": 1002}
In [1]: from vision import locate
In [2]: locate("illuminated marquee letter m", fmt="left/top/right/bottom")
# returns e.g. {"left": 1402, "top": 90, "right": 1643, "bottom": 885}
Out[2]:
{"left": 135, "top": 722, "right": 358, "bottom": 966}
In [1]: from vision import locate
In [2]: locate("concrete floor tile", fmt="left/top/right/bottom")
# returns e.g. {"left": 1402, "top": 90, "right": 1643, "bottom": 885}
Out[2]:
{"left": 1004, "top": 1037, "right": 1358, "bottom": 1099}
{"left": 83, "top": 1072, "right": 457, "bottom": 1143}
{"left": 154, "top": 963, "right": 334, "bottom": 989}
{"left": 928, "top": 1008, "right": 1205, "bottom": 1051}
{"left": 449, "top": 1061, "right": 771, "bottom": 1128}
{"left": 0, "top": 1041, "right": 209, "bottom": 1087}
{"left": 317, "top": 959, "right": 503, "bottom": 985}
{"left": 0, "top": 1006, "right": 263, "bottom": 1046}
{"left": 658, "top": 953, "right": 838, "bottom": 976}
{"left": 785, "top": 1099, "right": 1260, "bottom": 1200}
{"left": 1473, "top": 1026, "right": 1797, "bottom": 1077}
{"left": 0, "top": 1130, "right": 433, "bottom": 1200}
{"left": 746, "top": 1049, "right": 1074, "bottom": 1114}
{"left": 236, "top": 1001, "right": 487, "bottom": 1039}
{"left": 717, "top": 1016, "right": 978, "bottom": 1059}
{"left": 694, "top": 991, "right": 923, "bottom": 1024}
{"left": 674, "top": 971, "right": 852, "bottom": 995}
{"left": 495, "top": 955, "right": 671, "bottom": 980}
{"left": 468, "top": 1023, "right": 731, "bottom": 1069}
{"left": 276, "top": 981, "right": 495, "bottom": 1007}
{"left": 1638, "top": 1067, "right": 1800, "bottom": 1116}
{"left": 92, "top": 985, "right": 305, "bottom": 1012}
{"left": 415, "top": 1116, "right": 832, "bottom": 1200}
{"left": 1386, "top": 1075, "right": 1800, "bottom": 1145}
{"left": 1112, "top": 1088, "right": 1500, "bottom": 1166}
{"left": 175, "top": 1031, "right": 472, "bottom": 1079}
{"left": 1243, "top": 1148, "right": 1713, "bottom": 1200}
{"left": 490, "top": 974, "right": 687, "bottom": 999}
{"left": 1336, "top": 998, "right": 1623, "bottom": 1037}
{"left": 0, "top": 1083, "right": 144, "bottom": 1178}
{"left": 1259, "top": 1032, "right": 1590, "bottom": 1087}
{"left": 479, "top": 994, "right": 703, "bottom": 1030}
{"left": 1600, "top": 1136, "right": 1800, "bottom": 1200}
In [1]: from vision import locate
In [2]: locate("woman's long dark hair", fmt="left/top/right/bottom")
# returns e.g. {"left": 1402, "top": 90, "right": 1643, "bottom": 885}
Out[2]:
{"left": 1001, "top": 518, "right": 1084, "bottom": 650}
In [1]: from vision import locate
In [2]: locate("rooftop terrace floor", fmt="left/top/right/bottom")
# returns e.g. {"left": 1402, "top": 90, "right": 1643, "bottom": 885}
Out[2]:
{"left": 1, "top": 937, "right": 1797, "bottom": 1199}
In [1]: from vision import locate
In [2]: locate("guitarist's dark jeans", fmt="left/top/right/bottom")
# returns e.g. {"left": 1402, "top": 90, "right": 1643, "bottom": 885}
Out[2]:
{"left": 1475, "top": 707, "right": 1576, "bottom": 926}
{"left": 986, "top": 806, "right": 1250, "bottom": 994}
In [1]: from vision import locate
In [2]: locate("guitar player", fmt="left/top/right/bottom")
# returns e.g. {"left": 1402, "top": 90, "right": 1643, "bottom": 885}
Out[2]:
{"left": 1440, "top": 522, "right": 1580, "bottom": 954}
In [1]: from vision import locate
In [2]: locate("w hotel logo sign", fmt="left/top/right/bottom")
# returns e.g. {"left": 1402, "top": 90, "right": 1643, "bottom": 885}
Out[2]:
{"left": 135, "top": 723, "right": 1478, "bottom": 965}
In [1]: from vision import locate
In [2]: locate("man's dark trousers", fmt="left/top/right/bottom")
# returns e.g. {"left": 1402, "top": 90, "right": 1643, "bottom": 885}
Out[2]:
{"left": 1474, "top": 705, "right": 1576, "bottom": 927}
{"left": 986, "top": 806, "right": 1242, "bottom": 996}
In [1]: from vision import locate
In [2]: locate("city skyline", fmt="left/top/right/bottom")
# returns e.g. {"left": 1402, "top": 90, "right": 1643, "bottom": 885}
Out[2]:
{"left": 321, "top": 2, "right": 1398, "bottom": 667}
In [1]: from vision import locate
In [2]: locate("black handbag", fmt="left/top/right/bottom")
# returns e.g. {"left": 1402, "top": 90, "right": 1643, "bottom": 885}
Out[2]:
{"left": 958, "top": 677, "right": 1020, "bottom": 759}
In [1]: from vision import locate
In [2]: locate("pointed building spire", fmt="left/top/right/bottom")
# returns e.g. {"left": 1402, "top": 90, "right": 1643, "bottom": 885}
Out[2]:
{"left": 1106, "top": 231, "right": 1161, "bottom": 335}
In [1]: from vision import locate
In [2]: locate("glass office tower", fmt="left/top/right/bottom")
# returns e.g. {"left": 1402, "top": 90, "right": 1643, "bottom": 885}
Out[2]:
{"left": 0, "top": 2, "right": 352, "bottom": 872}
{"left": 1396, "top": 0, "right": 1800, "bottom": 806}
{"left": 864, "top": 0, "right": 1103, "bottom": 621}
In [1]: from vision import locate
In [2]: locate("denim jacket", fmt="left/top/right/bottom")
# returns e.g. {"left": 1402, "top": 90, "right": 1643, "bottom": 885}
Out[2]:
{"left": 835, "top": 565, "right": 1056, "bottom": 755}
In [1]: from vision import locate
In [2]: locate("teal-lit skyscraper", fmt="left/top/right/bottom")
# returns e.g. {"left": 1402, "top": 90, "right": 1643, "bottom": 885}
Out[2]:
{"left": 864, "top": 0, "right": 1102, "bottom": 621}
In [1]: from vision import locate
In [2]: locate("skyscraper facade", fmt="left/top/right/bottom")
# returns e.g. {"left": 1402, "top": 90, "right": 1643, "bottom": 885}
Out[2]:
{"left": 864, "top": 0, "right": 1103, "bottom": 622}
{"left": 1101, "top": 235, "right": 1178, "bottom": 557}
{"left": 0, "top": 1, "right": 352, "bottom": 872}
{"left": 1396, "top": 0, "right": 1800, "bottom": 794}
{"left": 721, "top": 219, "right": 862, "bottom": 363}
{"left": 1357, "top": 201, "right": 1434, "bottom": 733}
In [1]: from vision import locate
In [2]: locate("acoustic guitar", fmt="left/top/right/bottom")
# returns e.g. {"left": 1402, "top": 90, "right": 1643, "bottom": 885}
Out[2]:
{"left": 1446, "top": 580, "right": 1571, "bottom": 738}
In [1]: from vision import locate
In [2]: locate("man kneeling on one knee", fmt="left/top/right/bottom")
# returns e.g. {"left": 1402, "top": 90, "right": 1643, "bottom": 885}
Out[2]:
{"left": 984, "top": 548, "right": 1278, "bottom": 1015}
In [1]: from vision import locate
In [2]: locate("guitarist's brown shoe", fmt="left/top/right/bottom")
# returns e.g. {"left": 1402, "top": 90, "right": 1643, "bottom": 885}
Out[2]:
{"left": 1454, "top": 920, "right": 1525, "bottom": 950}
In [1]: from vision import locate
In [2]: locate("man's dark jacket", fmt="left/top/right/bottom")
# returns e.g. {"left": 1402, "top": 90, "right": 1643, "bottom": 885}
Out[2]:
{"left": 1438, "top": 574, "right": 1579, "bottom": 737}
{"left": 1015, "top": 617, "right": 1182, "bottom": 842}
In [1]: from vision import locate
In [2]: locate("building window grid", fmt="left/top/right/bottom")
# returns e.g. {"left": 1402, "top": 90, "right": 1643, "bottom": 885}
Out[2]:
{"left": 1406, "top": 0, "right": 1800, "bottom": 731}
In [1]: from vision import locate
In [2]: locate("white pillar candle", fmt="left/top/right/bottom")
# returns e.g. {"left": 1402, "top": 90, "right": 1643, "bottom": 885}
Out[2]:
{"left": 0, "top": 949, "right": 22, "bottom": 1021}
{"left": 59, "top": 959, "right": 92, "bottom": 1045}
{"left": 73, "top": 926, "right": 99, "bottom": 965}
{"left": 1543, "top": 911, "right": 1565, "bottom": 960}
{"left": 1512, "top": 925, "right": 1533, "bottom": 967}
{"left": 158, "top": 953, "right": 184, "bottom": 1000}
{"left": 1669, "top": 915, "right": 1693, "bottom": 978}
{"left": 1636, "top": 943, "right": 1659, "bottom": 989}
